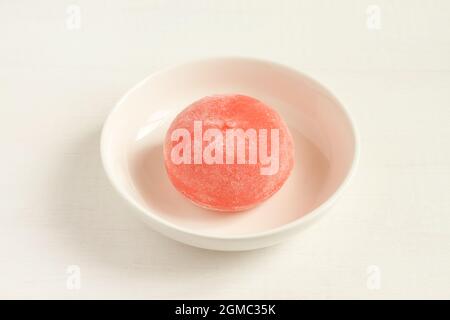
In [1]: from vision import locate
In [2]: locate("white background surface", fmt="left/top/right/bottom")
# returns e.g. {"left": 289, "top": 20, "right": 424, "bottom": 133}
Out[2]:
{"left": 1, "top": 0, "right": 449, "bottom": 299}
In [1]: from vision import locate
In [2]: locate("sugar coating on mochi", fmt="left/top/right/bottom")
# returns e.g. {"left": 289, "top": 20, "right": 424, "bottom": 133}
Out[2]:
{"left": 163, "top": 94, "right": 294, "bottom": 212}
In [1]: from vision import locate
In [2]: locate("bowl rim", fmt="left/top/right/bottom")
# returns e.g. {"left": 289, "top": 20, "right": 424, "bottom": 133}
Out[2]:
{"left": 100, "top": 56, "right": 360, "bottom": 241}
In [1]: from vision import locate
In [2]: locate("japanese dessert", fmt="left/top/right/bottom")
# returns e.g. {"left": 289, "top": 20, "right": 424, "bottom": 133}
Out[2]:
{"left": 163, "top": 94, "right": 294, "bottom": 212}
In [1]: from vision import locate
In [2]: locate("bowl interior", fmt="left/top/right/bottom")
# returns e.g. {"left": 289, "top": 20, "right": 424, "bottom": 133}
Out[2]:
{"left": 102, "top": 58, "right": 356, "bottom": 237}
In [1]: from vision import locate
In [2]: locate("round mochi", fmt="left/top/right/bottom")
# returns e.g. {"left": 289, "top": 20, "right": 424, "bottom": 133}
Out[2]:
{"left": 163, "top": 94, "right": 294, "bottom": 212}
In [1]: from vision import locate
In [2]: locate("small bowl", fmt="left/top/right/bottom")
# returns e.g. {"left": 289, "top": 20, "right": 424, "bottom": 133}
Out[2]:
{"left": 101, "top": 57, "right": 359, "bottom": 251}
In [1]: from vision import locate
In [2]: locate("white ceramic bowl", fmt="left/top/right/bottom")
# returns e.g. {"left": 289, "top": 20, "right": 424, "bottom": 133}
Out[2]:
{"left": 101, "top": 57, "right": 359, "bottom": 251}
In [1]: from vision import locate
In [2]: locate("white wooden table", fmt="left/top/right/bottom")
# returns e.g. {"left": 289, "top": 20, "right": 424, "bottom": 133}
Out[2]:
{"left": 1, "top": 0, "right": 449, "bottom": 299}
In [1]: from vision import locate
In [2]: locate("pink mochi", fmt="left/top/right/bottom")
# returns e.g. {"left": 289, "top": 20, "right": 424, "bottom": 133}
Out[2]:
{"left": 163, "top": 94, "right": 294, "bottom": 212}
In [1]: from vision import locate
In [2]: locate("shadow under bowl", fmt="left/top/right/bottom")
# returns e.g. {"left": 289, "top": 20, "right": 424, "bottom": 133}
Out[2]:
{"left": 101, "top": 57, "right": 358, "bottom": 251}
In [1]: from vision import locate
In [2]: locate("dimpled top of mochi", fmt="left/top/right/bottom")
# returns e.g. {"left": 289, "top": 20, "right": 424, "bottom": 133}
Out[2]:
{"left": 163, "top": 94, "right": 294, "bottom": 212}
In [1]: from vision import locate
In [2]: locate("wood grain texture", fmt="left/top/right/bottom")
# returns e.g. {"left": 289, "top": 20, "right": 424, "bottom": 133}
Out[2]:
{"left": 0, "top": 0, "right": 449, "bottom": 299}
